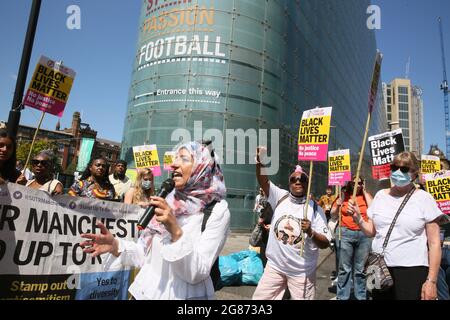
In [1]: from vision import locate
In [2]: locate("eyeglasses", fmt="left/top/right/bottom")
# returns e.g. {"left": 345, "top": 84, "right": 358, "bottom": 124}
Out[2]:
{"left": 390, "top": 164, "right": 410, "bottom": 173}
{"left": 290, "top": 175, "right": 308, "bottom": 184}
{"left": 173, "top": 154, "right": 193, "bottom": 164}
{"left": 31, "top": 159, "right": 50, "bottom": 167}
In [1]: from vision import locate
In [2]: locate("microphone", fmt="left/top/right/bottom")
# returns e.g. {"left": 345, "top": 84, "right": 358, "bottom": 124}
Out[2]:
{"left": 137, "top": 178, "right": 175, "bottom": 231}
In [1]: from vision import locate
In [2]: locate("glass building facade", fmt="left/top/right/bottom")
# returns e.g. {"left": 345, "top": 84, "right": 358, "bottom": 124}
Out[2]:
{"left": 122, "top": 0, "right": 386, "bottom": 230}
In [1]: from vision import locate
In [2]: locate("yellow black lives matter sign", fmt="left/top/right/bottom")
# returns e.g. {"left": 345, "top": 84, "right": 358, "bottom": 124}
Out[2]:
{"left": 132, "top": 144, "right": 162, "bottom": 176}
{"left": 425, "top": 171, "right": 450, "bottom": 216}
{"left": 23, "top": 56, "right": 76, "bottom": 117}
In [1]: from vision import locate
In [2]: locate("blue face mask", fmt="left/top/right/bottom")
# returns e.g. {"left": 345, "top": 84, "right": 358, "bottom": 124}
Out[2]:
{"left": 141, "top": 180, "right": 153, "bottom": 190}
{"left": 390, "top": 169, "right": 411, "bottom": 187}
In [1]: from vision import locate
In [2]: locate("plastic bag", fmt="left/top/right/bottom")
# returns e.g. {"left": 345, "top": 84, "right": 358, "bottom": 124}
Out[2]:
{"left": 218, "top": 255, "right": 241, "bottom": 286}
{"left": 229, "top": 250, "right": 264, "bottom": 286}
{"left": 238, "top": 251, "right": 264, "bottom": 285}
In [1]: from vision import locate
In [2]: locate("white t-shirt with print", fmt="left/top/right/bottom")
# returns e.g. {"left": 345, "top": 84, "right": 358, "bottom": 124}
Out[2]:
{"left": 367, "top": 189, "right": 442, "bottom": 267}
{"left": 265, "top": 182, "right": 331, "bottom": 277}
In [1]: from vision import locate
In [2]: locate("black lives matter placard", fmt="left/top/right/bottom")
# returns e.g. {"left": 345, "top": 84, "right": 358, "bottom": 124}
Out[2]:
{"left": 368, "top": 129, "right": 405, "bottom": 180}
{"left": 23, "top": 56, "right": 76, "bottom": 117}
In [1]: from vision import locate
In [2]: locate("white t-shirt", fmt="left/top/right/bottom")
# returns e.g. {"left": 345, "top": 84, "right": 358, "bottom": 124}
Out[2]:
{"left": 103, "top": 200, "right": 230, "bottom": 300}
{"left": 367, "top": 189, "right": 442, "bottom": 267}
{"left": 109, "top": 174, "right": 132, "bottom": 200}
{"left": 266, "top": 182, "right": 331, "bottom": 277}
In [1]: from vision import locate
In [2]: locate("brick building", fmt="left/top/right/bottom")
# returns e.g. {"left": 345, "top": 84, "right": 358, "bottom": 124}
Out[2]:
{"left": 4, "top": 112, "right": 121, "bottom": 172}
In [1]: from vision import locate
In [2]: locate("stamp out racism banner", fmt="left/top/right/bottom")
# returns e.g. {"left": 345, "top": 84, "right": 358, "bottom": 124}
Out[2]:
{"left": 328, "top": 150, "right": 351, "bottom": 186}
{"left": 421, "top": 155, "right": 441, "bottom": 181}
{"left": 298, "top": 107, "right": 332, "bottom": 161}
{"left": 163, "top": 151, "right": 175, "bottom": 171}
{"left": 425, "top": 171, "right": 450, "bottom": 215}
{"left": 133, "top": 145, "right": 161, "bottom": 176}
{"left": 23, "top": 56, "right": 76, "bottom": 117}
{"left": 368, "top": 129, "right": 405, "bottom": 180}
{"left": 0, "top": 184, "right": 142, "bottom": 300}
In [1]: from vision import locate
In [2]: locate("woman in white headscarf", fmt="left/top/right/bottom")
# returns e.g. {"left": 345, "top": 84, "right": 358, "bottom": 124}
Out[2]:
{"left": 80, "top": 141, "right": 230, "bottom": 300}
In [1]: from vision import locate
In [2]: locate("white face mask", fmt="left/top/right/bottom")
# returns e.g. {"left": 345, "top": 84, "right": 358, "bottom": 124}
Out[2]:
{"left": 141, "top": 180, "right": 153, "bottom": 190}
{"left": 390, "top": 169, "right": 412, "bottom": 187}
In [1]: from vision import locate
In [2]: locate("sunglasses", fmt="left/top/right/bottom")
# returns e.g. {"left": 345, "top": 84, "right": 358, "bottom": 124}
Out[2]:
{"left": 350, "top": 181, "right": 364, "bottom": 186}
{"left": 31, "top": 159, "right": 50, "bottom": 167}
{"left": 290, "top": 175, "right": 308, "bottom": 184}
{"left": 390, "top": 164, "right": 410, "bottom": 173}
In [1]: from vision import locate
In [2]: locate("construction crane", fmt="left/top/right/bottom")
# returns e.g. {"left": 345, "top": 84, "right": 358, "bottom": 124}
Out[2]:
{"left": 405, "top": 56, "right": 411, "bottom": 79}
{"left": 439, "top": 17, "right": 450, "bottom": 158}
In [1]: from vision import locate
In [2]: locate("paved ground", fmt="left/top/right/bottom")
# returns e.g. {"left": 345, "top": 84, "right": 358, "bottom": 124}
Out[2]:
{"left": 215, "top": 232, "right": 336, "bottom": 300}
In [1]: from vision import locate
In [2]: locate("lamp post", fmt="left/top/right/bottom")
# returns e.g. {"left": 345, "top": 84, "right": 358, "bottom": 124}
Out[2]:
{"left": 7, "top": 0, "right": 42, "bottom": 140}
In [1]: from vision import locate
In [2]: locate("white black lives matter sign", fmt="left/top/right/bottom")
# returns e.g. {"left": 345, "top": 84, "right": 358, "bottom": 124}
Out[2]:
{"left": 368, "top": 129, "right": 405, "bottom": 180}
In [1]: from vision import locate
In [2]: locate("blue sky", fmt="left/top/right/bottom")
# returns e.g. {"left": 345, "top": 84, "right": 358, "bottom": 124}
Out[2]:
{"left": 1, "top": 0, "right": 450, "bottom": 153}
{"left": 0, "top": 0, "right": 141, "bottom": 141}
{"left": 373, "top": 0, "right": 450, "bottom": 151}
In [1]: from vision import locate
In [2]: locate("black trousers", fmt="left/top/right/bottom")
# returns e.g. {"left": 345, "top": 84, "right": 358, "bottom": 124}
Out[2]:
{"left": 371, "top": 266, "right": 428, "bottom": 300}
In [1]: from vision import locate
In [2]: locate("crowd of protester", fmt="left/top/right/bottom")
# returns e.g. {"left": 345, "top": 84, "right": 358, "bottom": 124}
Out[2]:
{"left": 2, "top": 128, "right": 450, "bottom": 300}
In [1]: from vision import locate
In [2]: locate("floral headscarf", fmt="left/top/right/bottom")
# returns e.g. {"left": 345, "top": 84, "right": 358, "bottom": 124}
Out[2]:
{"left": 140, "top": 141, "right": 226, "bottom": 248}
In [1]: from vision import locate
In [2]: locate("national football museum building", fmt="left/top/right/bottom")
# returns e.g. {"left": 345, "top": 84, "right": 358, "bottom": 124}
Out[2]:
{"left": 121, "top": 0, "right": 386, "bottom": 230}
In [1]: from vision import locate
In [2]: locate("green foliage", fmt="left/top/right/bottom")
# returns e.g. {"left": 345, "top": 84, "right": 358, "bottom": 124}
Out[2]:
{"left": 16, "top": 140, "right": 62, "bottom": 173}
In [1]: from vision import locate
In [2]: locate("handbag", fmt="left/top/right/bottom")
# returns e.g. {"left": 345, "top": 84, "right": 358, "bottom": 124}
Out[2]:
{"left": 365, "top": 186, "right": 416, "bottom": 292}
{"left": 249, "top": 223, "right": 265, "bottom": 247}
{"left": 249, "top": 193, "right": 288, "bottom": 247}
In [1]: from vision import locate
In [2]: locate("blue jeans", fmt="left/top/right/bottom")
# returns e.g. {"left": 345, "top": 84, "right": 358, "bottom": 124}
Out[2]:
{"left": 336, "top": 227, "right": 371, "bottom": 300}
{"left": 438, "top": 246, "right": 450, "bottom": 300}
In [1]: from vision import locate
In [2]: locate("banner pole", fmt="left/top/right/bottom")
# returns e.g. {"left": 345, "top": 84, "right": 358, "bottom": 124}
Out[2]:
{"left": 338, "top": 185, "right": 342, "bottom": 241}
{"left": 353, "top": 51, "right": 381, "bottom": 199}
{"left": 300, "top": 160, "right": 314, "bottom": 257}
{"left": 23, "top": 111, "right": 45, "bottom": 172}
{"left": 352, "top": 112, "right": 372, "bottom": 202}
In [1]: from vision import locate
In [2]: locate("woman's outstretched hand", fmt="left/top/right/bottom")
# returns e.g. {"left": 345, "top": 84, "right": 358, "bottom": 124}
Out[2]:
{"left": 80, "top": 222, "right": 120, "bottom": 257}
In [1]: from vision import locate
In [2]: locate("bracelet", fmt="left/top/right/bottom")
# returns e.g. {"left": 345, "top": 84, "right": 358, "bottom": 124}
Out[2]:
{"left": 426, "top": 277, "right": 437, "bottom": 284}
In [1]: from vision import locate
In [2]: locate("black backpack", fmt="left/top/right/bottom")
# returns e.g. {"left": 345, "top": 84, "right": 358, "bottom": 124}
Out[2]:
{"left": 201, "top": 200, "right": 222, "bottom": 291}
